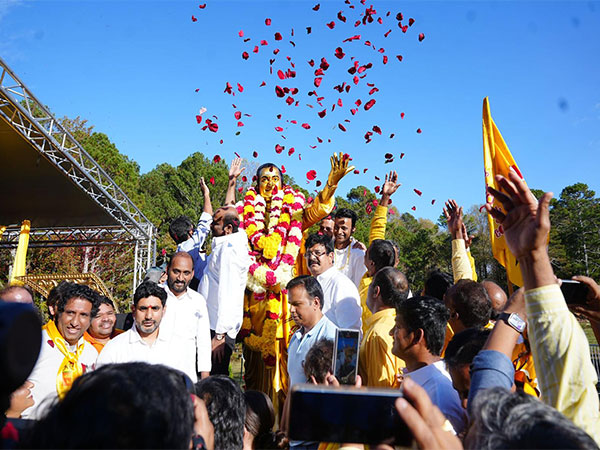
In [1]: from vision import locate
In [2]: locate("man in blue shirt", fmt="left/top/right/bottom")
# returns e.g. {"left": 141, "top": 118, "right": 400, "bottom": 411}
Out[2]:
{"left": 287, "top": 275, "right": 338, "bottom": 388}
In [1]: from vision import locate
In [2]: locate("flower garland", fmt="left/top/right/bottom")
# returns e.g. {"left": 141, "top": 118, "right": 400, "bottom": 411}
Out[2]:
{"left": 238, "top": 185, "right": 305, "bottom": 366}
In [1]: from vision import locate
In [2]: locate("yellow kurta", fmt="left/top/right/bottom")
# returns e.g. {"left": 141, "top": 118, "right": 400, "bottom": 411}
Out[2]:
{"left": 359, "top": 205, "right": 388, "bottom": 334}
{"left": 359, "top": 308, "right": 405, "bottom": 388}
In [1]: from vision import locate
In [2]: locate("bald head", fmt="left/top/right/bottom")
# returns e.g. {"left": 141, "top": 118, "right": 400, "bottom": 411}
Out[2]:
{"left": 482, "top": 280, "right": 508, "bottom": 315}
{"left": 0, "top": 285, "right": 34, "bottom": 304}
{"left": 211, "top": 206, "right": 240, "bottom": 237}
{"left": 370, "top": 267, "right": 410, "bottom": 311}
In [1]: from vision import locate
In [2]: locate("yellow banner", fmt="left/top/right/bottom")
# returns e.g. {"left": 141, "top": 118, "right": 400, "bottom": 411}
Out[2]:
{"left": 482, "top": 98, "right": 524, "bottom": 287}
{"left": 9, "top": 220, "right": 31, "bottom": 286}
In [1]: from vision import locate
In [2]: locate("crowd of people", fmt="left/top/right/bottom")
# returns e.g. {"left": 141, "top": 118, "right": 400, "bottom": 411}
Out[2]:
{"left": 1, "top": 156, "right": 600, "bottom": 449}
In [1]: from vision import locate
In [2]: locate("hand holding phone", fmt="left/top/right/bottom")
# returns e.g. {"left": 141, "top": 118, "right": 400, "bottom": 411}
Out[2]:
{"left": 560, "top": 280, "right": 590, "bottom": 305}
{"left": 333, "top": 329, "right": 360, "bottom": 385}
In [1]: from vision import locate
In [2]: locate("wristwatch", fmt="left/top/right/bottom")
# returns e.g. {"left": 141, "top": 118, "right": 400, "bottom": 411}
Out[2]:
{"left": 497, "top": 312, "right": 526, "bottom": 333}
{"left": 215, "top": 333, "right": 225, "bottom": 341}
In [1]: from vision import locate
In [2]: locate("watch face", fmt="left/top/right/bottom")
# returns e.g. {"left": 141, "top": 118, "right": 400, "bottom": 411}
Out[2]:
{"left": 507, "top": 314, "right": 526, "bottom": 333}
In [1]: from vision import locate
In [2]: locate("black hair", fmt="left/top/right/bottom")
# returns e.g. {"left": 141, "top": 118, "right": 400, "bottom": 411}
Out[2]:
{"left": 447, "top": 279, "right": 492, "bottom": 329}
{"left": 445, "top": 328, "right": 490, "bottom": 369}
{"left": 423, "top": 269, "right": 454, "bottom": 301}
{"left": 244, "top": 390, "right": 286, "bottom": 449}
{"left": 395, "top": 296, "right": 450, "bottom": 356}
{"left": 97, "top": 295, "right": 115, "bottom": 309}
{"left": 303, "top": 338, "right": 334, "bottom": 384}
{"left": 334, "top": 207, "right": 358, "bottom": 228}
{"left": 466, "top": 387, "right": 597, "bottom": 449}
{"left": 47, "top": 281, "right": 76, "bottom": 319}
{"left": 56, "top": 283, "right": 100, "bottom": 319}
{"left": 169, "top": 216, "right": 194, "bottom": 244}
{"left": 133, "top": 280, "right": 168, "bottom": 307}
{"left": 21, "top": 363, "right": 195, "bottom": 449}
{"left": 195, "top": 375, "right": 245, "bottom": 450}
{"left": 305, "top": 233, "right": 334, "bottom": 254}
{"left": 286, "top": 275, "right": 324, "bottom": 310}
{"left": 255, "top": 163, "right": 283, "bottom": 188}
{"left": 368, "top": 239, "right": 396, "bottom": 272}
{"left": 371, "top": 267, "right": 409, "bottom": 308}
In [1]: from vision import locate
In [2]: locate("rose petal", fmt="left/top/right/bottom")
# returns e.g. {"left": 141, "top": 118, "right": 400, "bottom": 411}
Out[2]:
{"left": 306, "top": 170, "right": 317, "bottom": 180}
{"left": 337, "top": 11, "right": 346, "bottom": 22}
{"left": 411, "top": 206, "right": 416, "bottom": 211}
{"left": 242, "top": 51, "right": 249, "bottom": 60}
{"left": 237, "top": 83, "right": 244, "bottom": 92}
{"left": 312, "top": 3, "right": 320, "bottom": 11}
{"left": 384, "top": 29, "right": 392, "bottom": 38}
{"left": 275, "top": 126, "right": 284, "bottom": 132}
{"left": 400, "top": 152, "right": 405, "bottom": 159}
{"left": 409, "top": 18, "right": 415, "bottom": 26}
{"left": 260, "top": 39, "right": 268, "bottom": 46}
{"left": 213, "top": 155, "right": 221, "bottom": 163}
{"left": 418, "top": 33, "right": 425, "bottom": 42}
{"left": 275, "top": 32, "right": 282, "bottom": 40}
{"left": 396, "top": 55, "right": 403, "bottom": 62}
{"left": 275, "top": 144, "right": 285, "bottom": 154}
{"left": 396, "top": 12, "right": 403, "bottom": 21}
{"left": 265, "top": 18, "right": 272, "bottom": 26}
{"left": 414, "top": 189, "right": 422, "bottom": 196}
{"left": 343, "top": 35, "right": 361, "bottom": 42}
{"left": 431, "top": 199, "right": 436, "bottom": 205}
{"left": 191, "top": 15, "right": 197, "bottom": 22}
{"left": 338, "top": 123, "right": 347, "bottom": 131}
{"left": 196, "top": 115, "right": 202, "bottom": 124}
{"left": 334, "top": 47, "right": 345, "bottom": 59}
{"left": 288, "top": 147, "right": 295, "bottom": 156}
{"left": 400, "top": 112, "right": 405, "bottom": 119}
{"left": 373, "top": 125, "right": 382, "bottom": 135}
{"left": 237, "top": 121, "right": 244, "bottom": 127}
{"left": 209, "top": 177, "right": 215, "bottom": 185}
{"left": 253, "top": 151, "right": 258, "bottom": 158}
{"left": 326, "top": 21, "right": 335, "bottom": 29}
{"left": 275, "top": 85, "right": 285, "bottom": 97}
{"left": 307, "top": 27, "right": 312, "bottom": 34}
{"left": 318, "top": 109, "right": 326, "bottom": 118}
{"left": 383, "top": 55, "right": 388, "bottom": 64}
{"left": 281, "top": 165, "right": 286, "bottom": 173}
{"left": 364, "top": 99, "right": 376, "bottom": 110}
{"left": 416, "top": 128, "right": 422, "bottom": 133}
{"left": 234, "top": 111, "right": 242, "bottom": 120}
{"left": 238, "top": 30, "right": 244, "bottom": 37}
{"left": 198, "top": 3, "right": 206, "bottom": 8}
{"left": 389, "top": 133, "right": 395, "bottom": 138}
{"left": 301, "top": 123, "right": 311, "bottom": 129}
{"left": 277, "top": 69, "right": 286, "bottom": 80}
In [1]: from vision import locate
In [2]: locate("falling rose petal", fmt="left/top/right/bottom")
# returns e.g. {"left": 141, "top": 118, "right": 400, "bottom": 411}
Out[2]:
{"left": 316, "top": 180, "right": 322, "bottom": 187}
{"left": 334, "top": 47, "right": 345, "bottom": 59}
{"left": 253, "top": 151, "right": 258, "bottom": 158}
{"left": 290, "top": 119, "right": 298, "bottom": 123}
{"left": 326, "top": 21, "right": 335, "bottom": 29}
{"left": 253, "top": 45, "right": 259, "bottom": 53}
{"left": 353, "top": 169, "right": 360, "bottom": 174}
{"left": 260, "top": 81, "right": 266, "bottom": 87}
{"left": 350, "top": 108, "right": 357, "bottom": 115}
{"left": 275, "top": 85, "right": 285, "bottom": 97}
{"left": 237, "top": 83, "right": 244, "bottom": 92}
{"left": 302, "top": 123, "right": 311, "bottom": 129}
{"left": 309, "top": 145, "right": 317, "bottom": 149}
{"left": 414, "top": 189, "right": 422, "bottom": 196}
{"left": 277, "top": 114, "right": 282, "bottom": 119}
{"left": 338, "top": 11, "right": 347, "bottom": 22}
{"left": 363, "top": 168, "right": 368, "bottom": 173}
{"left": 209, "top": 177, "right": 215, "bottom": 185}
{"left": 375, "top": 185, "right": 380, "bottom": 193}
{"left": 369, "top": 87, "right": 379, "bottom": 95}
{"left": 318, "top": 109, "right": 326, "bottom": 118}
{"left": 196, "top": 115, "right": 202, "bottom": 124}
{"left": 275, "top": 126, "right": 284, "bottom": 132}
{"left": 396, "top": 55, "right": 403, "bottom": 62}
{"left": 431, "top": 199, "right": 436, "bottom": 205}
{"left": 418, "top": 33, "right": 425, "bottom": 42}
{"left": 337, "top": 98, "right": 343, "bottom": 107}
{"left": 237, "top": 121, "right": 244, "bottom": 127}
{"left": 364, "top": 99, "right": 376, "bottom": 110}
{"left": 409, "top": 18, "right": 415, "bottom": 26}
{"left": 313, "top": 3, "right": 320, "bottom": 11}
{"left": 192, "top": 15, "right": 198, "bottom": 22}
{"left": 208, "top": 122, "right": 218, "bottom": 132}
{"left": 281, "top": 165, "right": 286, "bottom": 173}
{"left": 242, "top": 51, "right": 249, "bottom": 60}
{"left": 277, "top": 70, "right": 286, "bottom": 79}
{"left": 317, "top": 137, "right": 323, "bottom": 143}
{"left": 355, "top": 99, "right": 362, "bottom": 106}
{"left": 389, "top": 133, "right": 395, "bottom": 138}
{"left": 265, "top": 18, "right": 272, "bottom": 25}
{"left": 234, "top": 111, "right": 242, "bottom": 120}
{"left": 213, "top": 155, "right": 221, "bottom": 163}
{"left": 288, "top": 147, "right": 295, "bottom": 156}
{"left": 383, "top": 55, "right": 388, "bottom": 64}
{"left": 375, "top": 176, "right": 381, "bottom": 181}
{"left": 373, "top": 126, "right": 382, "bottom": 135}
{"left": 307, "top": 27, "right": 312, "bottom": 34}
{"left": 275, "top": 144, "right": 285, "bottom": 154}
{"left": 273, "top": 49, "right": 280, "bottom": 55}
{"left": 314, "top": 68, "right": 324, "bottom": 76}
{"left": 343, "top": 35, "right": 361, "bottom": 42}
{"left": 384, "top": 153, "right": 393, "bottom": 159}
{"left": 402, "top": 25, "right": 408, "bottom": 33}
{"left": 244, "top": 38, "right": 251, "bottom": 42}
{"left": 286, "top": 96, "right": 294, "bottom": 105}
{"left": 353, "top": 75, "right": 359, "bottom": 85}
{"left": 384, "top": 29, "right": 392, "bottom": 38}
{"left": 378, "top": 48, "right": 385, "bottom": 54}
{"left": 400, "top": 112, "right": 405, "bottom": 119}
{"left": 260, "top": 39, "right": 268, "bottom": 45}
{"left": 338, "top": 123, "right": 347, "bottom": 132}
{"left": 396, "top": 12, "right": 403, "bottom": 21}
{"left": 198, "top": 3, "right": 206, "bottom": 8}
{"left": 306, "top": 170, "right": 317, "bottom": 180}
{"left": 400, "top": 153, "right": 405, "bottom": 159}
{"left": 238, "top": 30, "right": 244, "bottom": 37}
{"left": 308, "top": 59, "right": 315, "bottom": 67}
{"left": 366, "top": 204, "right": 373, "bottom": 214}
{"left": 411, "top": 206, "right": 416, "bottom": 211}
{"left": 320, "top": 57, "right": 330, "bottom": 70}
{"left": 195, "top": 89, "right": 199, "bottom": 92}
{"left": 416, "top": 128, "right": 422, "bottom": 134}
{"left": 275, "top": 32, "right": 282, "bottom": 40}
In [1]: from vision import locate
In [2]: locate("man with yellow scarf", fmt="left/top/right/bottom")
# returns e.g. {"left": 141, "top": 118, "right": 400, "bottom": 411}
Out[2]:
{"left": 21, "top": 283, "right": 100, "bottom": 419}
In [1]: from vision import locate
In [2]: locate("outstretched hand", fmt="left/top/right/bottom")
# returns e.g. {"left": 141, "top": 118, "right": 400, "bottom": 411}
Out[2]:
{"left": 199, "top": 177, "right": 210, "bottom": 197}
{"left": 229, "top": 156, "right": 245, "bottom": 181}
{"left": 485, "top": 169, "right": 553, "bottom": 260}
{"left": 569, "top": 275, "right": 600, "bottom": 323}
{"left": 443, "top": 199, "right": 464, "bottom": 240}
{"left": 382, "top": 170, "right": 400, "bottom": 197}
{"left": 327, "top": 152, "right": 355, "bottom": 186}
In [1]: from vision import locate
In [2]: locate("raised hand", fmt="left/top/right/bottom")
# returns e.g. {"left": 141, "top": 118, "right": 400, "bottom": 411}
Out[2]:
{"left": 485, "top": 169, "right": 553, "bottom": 261}
{"left": 380, "top": 170, "right": 400, "bottom": 208}
{"left": 569, "top": 276, "right": 600, "bottom": 324}
{"left": 443, "top": 199, "right": 464, "bottom": 240}
{"left": 199, "top": 177, "right": 210, "bottom": 196}
{"left": 327, "top": 152, "right": 355, "bottom": 186}
{"left": 228, "top": 156, "right": 245, "bottom": 181}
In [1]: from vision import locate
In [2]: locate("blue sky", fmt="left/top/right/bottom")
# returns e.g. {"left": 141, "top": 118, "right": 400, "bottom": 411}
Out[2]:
{"left": 1, "top": 0, "right": 599, "bottom": 220}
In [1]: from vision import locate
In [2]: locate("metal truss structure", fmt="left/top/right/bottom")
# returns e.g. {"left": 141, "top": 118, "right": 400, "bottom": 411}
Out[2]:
{"left": 0, "top": 57, "right": 156, "bottom": 290}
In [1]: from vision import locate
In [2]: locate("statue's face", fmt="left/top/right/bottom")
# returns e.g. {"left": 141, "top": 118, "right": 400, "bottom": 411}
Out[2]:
{"left": 258, "top": 166, "right": 282, "bottom": 199}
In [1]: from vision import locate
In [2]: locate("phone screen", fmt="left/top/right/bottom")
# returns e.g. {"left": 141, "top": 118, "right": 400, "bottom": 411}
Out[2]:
{"left": 333, "top": 328, "right": 360, "bottom": 385}
{"left": 560, "top": 280, "right": 589, "bottom": 305}
{"left": 289, "top": 384, "right": 412, "bottom": 446}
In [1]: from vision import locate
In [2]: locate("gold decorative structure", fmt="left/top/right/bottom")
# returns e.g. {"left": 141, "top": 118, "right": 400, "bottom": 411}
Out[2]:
{"left": 16, "top": 273, "right": 117, "bottom": 312}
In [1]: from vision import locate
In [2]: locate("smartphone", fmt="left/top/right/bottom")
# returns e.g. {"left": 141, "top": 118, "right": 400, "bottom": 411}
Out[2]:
{"left": 560, "top": 280, "right": 589, "bottom": 305}
{"left": 289, "top": 384, "right": 412, "bottom": 446}
{"left": 333, "top": 328, "right": 360, "bottom": 385}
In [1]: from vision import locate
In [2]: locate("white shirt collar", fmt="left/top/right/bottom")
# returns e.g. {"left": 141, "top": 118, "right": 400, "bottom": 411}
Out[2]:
{"left": 316, "top": 265, "right": 337, "bottom": 282}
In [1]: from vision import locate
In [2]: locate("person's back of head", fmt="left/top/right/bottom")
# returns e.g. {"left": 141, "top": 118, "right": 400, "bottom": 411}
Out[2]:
{"left": 368, "top": 239, "right": 396, "bottom": 273}
{"left": 445, "top": 328, "right": 490, "bottom": 369}
{"left": 303, "top": 338, "right": 334, "bottom": 384}
{"left": 466, "top": 387, "right": 598, "bottom": 449}
{"left": 196, "top": 375, "right": 245, "bottom": 450}
{"left": 372, "top": 267, "right": 409, "bottom": 308}
{"left": 446, "top": 280, "right": 492, "bottom": 329}
{"left": 0, "top": 284, "right": 34, "bottom": 304}
{"left": 169, "top": 216, "right": 194, "bottom": 244}
{"left": 21, "top": 362, "right": 195, "bottom": 448}
{"left": 423, "top": 269, "right": 453, "bottom": 301}
{"left": 481, "top": 280, "right": 508, "bottom": 319}
{"left": 244, "top": 390, "right": 286, "bottom": 449}
{"left": 395, "top": 296, "right": 450, "bottom": 357}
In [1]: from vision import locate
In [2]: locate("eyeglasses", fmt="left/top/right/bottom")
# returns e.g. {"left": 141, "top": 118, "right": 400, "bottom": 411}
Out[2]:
{"left": 305, "top": 250, "right": 329, "bottom": 259}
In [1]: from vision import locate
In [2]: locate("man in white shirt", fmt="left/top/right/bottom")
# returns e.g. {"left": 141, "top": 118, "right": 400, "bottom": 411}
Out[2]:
{"left": 332, "top": 208, "right": 367, "bottom": 287}
{"left": 305, "top": 233, "right": 362, "bottom": 331}
{"left": 169, "top": 177, "right": 213, "bottom": 289}
{"left": 161, "top": 251, "right": 212, "bottom": 381}
{"left": 390, "top": 295, "right": 467, "bottom": 435}
{"left": 287, "top": 275, "right": 338, "bottom": 387}
{"left": 199, "top": 205, "right": 251, "bottom": 375}
{"left": 97, "top": 281, "right": 199, "bottom": 382}
{"left": 22, "top": 283, "right": 100, "bottom": 419}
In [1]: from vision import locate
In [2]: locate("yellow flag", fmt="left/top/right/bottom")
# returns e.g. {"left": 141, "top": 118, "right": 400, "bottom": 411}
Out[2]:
{"left": 9, "top": 220, "right": 31, "bottom": 286}
{"left": 482, "top": 98, "right": 524, "bottom": 287}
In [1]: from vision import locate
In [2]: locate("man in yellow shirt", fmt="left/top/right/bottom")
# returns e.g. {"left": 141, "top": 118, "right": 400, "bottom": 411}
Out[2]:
{"left": 359, "top": 267, "right": 408, "bottom": 387}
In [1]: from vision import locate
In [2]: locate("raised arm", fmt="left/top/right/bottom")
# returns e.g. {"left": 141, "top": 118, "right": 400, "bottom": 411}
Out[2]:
{"left": 224, "top": 157, "right": 245, "bottom": 205}
{"left": 199, "top": 177, "right": 213, "bottom": 216}
{"left": 443, "top": 199, "right": 473, "bottom": 282}
{"left": 368, "top": 170, "right": 400, "bottom": 245}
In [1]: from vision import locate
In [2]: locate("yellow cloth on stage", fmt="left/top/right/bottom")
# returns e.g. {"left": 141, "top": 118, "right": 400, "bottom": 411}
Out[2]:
{"left": 359, "top": 205, "right": 388, "bottom": 333}
{"left": 9, "top": 220, "right": 30, "bottom": 286}
{"left": 45, "top": 319, "right": 85, "bottom": 399}
{"left": 359, "top": 308, "right": 405, "bottom": 388}
{"left": 482, "top": 97, "right": 524, "bottom": 287}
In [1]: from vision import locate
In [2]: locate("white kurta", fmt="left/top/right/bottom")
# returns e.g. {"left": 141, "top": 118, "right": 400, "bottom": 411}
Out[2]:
{"left": 199, "top": 230, "right": 251, "bottom": 339}
{"left": 316, "top": 266, "right": 362, "bottom": 331}
{"left": 334, "top": 240, "right": 367, "bottom": 287}
{"left": 160, "top": 286, "right": 212, "bottom": 378}
{"left": 22, "top": 329, "right": 98, "bottom": 419}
